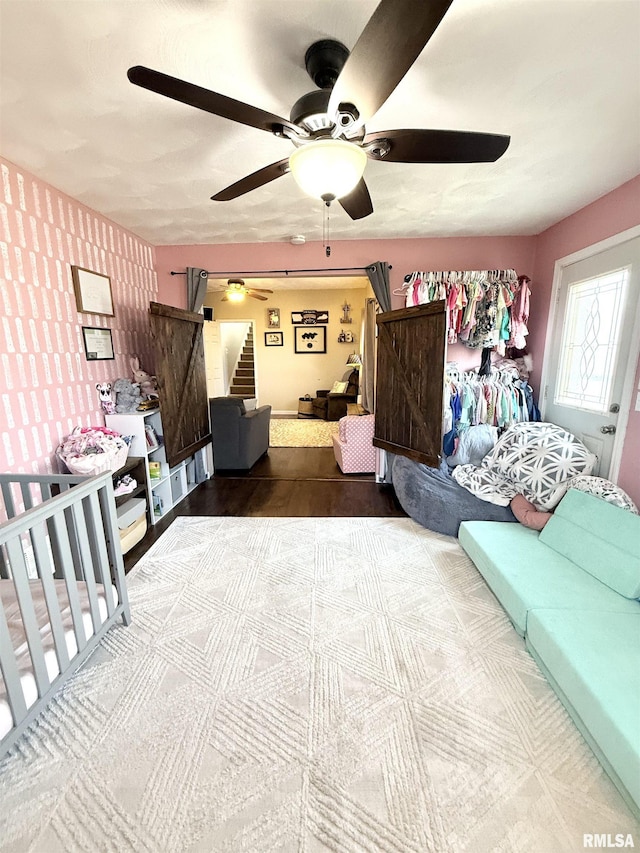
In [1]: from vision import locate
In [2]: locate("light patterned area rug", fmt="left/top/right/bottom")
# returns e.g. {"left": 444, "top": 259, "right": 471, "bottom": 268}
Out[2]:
{"left": 270, "top": 418, "right": 339, "bottom": 447}
{"left": 0, "top": 517, "right": 635, "bottom": 852}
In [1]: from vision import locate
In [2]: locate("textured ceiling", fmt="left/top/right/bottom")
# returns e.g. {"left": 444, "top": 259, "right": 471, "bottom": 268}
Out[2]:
{"left": 1, "top": 0, "right": 638, "bottom": 247}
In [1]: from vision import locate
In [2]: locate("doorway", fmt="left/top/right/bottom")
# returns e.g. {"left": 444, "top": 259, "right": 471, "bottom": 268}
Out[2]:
{"left": 541, "top": 230, "right": 640, "bottom": 479}
{"left": 202, "top": 319, "right": 257, "bottom": 399}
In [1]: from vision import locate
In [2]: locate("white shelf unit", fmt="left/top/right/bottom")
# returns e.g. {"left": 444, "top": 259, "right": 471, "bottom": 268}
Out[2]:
{"left": 106, "top": 409, "right": 210, "bottom": 525}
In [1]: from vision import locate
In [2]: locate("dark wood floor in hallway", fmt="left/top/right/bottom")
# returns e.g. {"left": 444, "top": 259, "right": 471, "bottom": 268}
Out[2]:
{"left": 124, "top": 447, "right": 406, "bottom": 572}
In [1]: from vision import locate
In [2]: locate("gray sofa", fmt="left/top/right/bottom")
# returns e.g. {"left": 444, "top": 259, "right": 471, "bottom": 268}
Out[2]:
{"left": 209, "top": 397, "right": 271, "bottom": 470}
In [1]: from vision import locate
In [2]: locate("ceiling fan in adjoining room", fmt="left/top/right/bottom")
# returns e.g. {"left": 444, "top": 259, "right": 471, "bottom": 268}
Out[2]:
{"left": 217, "top": 279, "right": 274, "bottom": 302}
{"left": 127, "top": 0, "right": 510, "bottom": 220}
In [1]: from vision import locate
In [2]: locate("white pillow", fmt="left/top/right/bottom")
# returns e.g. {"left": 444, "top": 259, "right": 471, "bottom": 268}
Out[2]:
{"left": 452, "top": 422, "right": 597, "bottom": 509}
{"left": 331, "top": 381, "right": 348, "bottom": 394}
{"left": 560, "top": 475, "right": 638, "bottom": 513}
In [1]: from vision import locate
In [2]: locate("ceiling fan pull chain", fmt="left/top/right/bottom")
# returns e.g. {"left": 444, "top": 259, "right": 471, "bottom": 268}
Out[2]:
{"left": 323, "top": 201, "right": 331, "bottom": 257}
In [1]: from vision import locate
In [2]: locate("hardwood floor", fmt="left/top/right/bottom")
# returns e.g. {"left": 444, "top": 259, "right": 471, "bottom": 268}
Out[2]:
{"left": 123, "top": 447, "right": 406, "bottom": 572}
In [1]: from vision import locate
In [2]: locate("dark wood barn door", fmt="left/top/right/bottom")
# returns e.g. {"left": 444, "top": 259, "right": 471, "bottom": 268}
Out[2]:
{"left": 149, "top": 302, "right": 211, "bottom": 468}
{"left": 374, "top": 301, "right": 446, "bottom": 467}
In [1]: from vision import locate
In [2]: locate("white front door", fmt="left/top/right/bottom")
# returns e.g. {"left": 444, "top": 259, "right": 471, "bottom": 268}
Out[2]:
{"left": 542, "top": 234, "right": 640, "bottom": 478}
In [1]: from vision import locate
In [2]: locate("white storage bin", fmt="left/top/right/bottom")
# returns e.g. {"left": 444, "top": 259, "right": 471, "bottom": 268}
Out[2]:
{"left": 117, "top": 498, "right": 146, "bottom": 529}
{"left": 116, "top": 498, "right": 147, "bottom": 554}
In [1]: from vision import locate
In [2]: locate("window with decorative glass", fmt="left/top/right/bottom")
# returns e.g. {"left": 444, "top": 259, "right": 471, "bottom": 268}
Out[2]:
{"left": 554, "top": 267, "right": 630, "bottom": 413}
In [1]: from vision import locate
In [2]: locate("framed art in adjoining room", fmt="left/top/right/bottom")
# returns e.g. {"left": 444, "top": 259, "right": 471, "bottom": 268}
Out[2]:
{"left": 71, "top": 266, "right": 114, "bottom": 316}
{"left": 82, "top": 326, "right": 114, "bottom": 360}
{"left": 295, "top": 325, "right": 326, "bottom": 354}
{"left": 265, "top": 331, "right": 283, "bottom": 347}
{"left": 267, "top": 307, "right": 280, "bottom": 328}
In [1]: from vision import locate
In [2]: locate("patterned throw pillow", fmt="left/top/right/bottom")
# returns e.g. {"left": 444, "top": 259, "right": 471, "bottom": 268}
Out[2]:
{"left": 331, "top": 381, "right": 349, "bottom": 394}
{"left": 452, "top": 422, "right": 597, "bottom": 510}
{"left": 559, "top": 476, "right": 638, "bottom": 514}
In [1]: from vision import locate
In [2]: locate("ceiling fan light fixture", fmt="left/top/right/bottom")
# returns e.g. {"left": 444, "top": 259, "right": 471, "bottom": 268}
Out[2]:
{"left": 289, "top": 139, "right": 367, "bottom": 202}
{"left": 226, "top": 289, "right": 245, "bottom": 302}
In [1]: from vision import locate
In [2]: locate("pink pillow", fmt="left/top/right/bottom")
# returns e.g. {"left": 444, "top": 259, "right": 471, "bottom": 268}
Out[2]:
{"left": 510, "top": 494, "right": 553, "bottom": 531}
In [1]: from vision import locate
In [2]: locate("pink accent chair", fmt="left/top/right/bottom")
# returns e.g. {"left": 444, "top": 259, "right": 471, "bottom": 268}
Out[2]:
{"left": 332, "top": 414, "right": 377, "bottom": 474}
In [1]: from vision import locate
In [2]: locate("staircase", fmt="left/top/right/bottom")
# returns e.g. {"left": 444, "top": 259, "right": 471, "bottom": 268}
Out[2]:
{"left": 230, "top": 327, "right": 255, "bottom": 398}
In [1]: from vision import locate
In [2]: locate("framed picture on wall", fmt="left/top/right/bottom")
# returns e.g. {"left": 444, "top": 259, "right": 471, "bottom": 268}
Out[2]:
{"left": 71, "top": 266, "right": 114, "bottom": 316}
{"left": 267, "top": 307, "right": 280, "bottom": 328}
{"left": 294, "top": 325, "right": 326, "bottom": 354}
{"left": 82, "top": 326, "right": 114, "bottom": 360}
{"left": 265, "top": 331, "right": 283, "bottom": 347}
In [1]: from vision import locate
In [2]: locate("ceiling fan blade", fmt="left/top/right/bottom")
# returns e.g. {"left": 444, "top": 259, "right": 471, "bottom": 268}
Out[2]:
{"left": 211, "top": 158, "right": 290, "bottom": 201}
{"left": 364, "top": 128, "right": 511, "bottom": 163}
{"left": 248, "top": 293, "right": 269, "bottom": 301}
{"left": 328, "top": 0, "right": 454, "bottom": 130}
{"left": 128, "top": 66, "right": 299, "bottom": 136}
{"left": 247, "top": 288, "right": 274, "bottom": 294}
{"left": 338, "top": 178, "right": 374, "bottom": 220}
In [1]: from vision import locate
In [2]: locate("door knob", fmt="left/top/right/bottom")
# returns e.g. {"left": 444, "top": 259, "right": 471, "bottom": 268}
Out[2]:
{"left": 600, "top": 425, "right": 616, "bottom": 434}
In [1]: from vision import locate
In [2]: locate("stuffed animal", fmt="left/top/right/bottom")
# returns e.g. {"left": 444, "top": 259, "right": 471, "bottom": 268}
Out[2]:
{"left": 130, "top": 356, "right": 159, "bottom": 401}
{"left": 113, "top": 377, "right": 143, "bottom": 413}
{"left": 96, "top": 382, "right": 116, "bottom": 415}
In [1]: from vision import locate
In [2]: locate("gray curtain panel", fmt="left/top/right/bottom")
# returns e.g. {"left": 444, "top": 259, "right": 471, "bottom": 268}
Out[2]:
{"left": 366, "top": 261, "right": 391, "bottom": 313}
{"left": 361, "top": 298, "right": 377, "bottom": 414}
{"left": 187, "top": 267, "right": 208, "bottom": 313}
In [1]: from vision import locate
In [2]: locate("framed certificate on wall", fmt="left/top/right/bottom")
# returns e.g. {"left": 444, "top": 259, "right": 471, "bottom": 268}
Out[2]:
{"left": 72, "top": 266, "right": 115, "bottom": 316}
{"left": 82, "top": 326, "right": 114, "bottom": 360}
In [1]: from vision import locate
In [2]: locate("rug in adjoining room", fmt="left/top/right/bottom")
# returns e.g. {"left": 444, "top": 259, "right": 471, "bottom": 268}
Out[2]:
{"left": 0, "top": 516, "right": 636, "bottom": 853}
{"left": 270, "top": 418, "right": 339, "bottom": 447}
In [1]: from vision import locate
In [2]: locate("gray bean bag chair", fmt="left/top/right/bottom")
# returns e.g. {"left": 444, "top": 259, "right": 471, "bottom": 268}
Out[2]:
{"left": 390, "top": 454, "right": 516, "bottom": 538}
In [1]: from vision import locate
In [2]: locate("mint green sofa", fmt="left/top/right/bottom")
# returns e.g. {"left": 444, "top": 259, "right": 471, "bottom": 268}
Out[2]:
{"left": 459, "top": 489, "right": 640, "bottom": 819}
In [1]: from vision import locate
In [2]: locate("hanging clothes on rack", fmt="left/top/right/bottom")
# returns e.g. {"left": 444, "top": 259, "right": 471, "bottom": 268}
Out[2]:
{"left": 443, "top": 361, "right": 541, "bottom": 462}
{"left": 400, "top": 268, "right": 531, "bottom": 356}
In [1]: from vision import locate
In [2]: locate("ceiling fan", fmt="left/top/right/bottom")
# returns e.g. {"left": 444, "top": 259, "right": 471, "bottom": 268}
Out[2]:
{"left": 218, "top": 279, "right": 274, "bottom": 302}
{"left": 127, "top": 0, "right": 510, "bottom": 220}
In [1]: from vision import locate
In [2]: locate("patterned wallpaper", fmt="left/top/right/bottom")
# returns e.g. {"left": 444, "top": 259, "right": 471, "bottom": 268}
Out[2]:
{"left": 0, "top": 157, "right": 157, "bottom": 474}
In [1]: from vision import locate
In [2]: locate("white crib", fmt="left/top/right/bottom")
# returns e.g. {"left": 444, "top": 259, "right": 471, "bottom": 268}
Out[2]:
{"left": 0, "top": 471, "right": 130, "bottom": 757}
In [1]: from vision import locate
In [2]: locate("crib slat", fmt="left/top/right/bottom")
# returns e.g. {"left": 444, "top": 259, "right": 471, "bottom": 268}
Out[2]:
{"left": 69, "top": 501, "right": 102, "bottom": 634}
{"left": 50, "top": 512, "right": 87, "bottom": 652}
{"left": 0, "top": 547, "right": 8, "bottom": 580}
{"left": 0, "top": 590, "right": 28, "bottom": 725}
{"left": 39, "top": 482, "right": 53, "bottom": 504}
{"left": 19, "top": 482, "right": 34, "bottom": 512}
{"left": 63, "top": 504, "right": 84, "bottom": 582}
{"left": 97, "top": 482, "right": 131, "bottom": 625}
{"left": 84, "top": 492, "right": 116, "bottom": 618}
{"left": 30, "top": 522, "right": 70, "bottom": 673}
{"left": 1, "top": 482, "right": 16, "bottom": 520}
{"left": 46, "top": 514, "right": 65, "bottom": 580}
{"left": 5, "top": 538, "right": 51, "bottom": 699}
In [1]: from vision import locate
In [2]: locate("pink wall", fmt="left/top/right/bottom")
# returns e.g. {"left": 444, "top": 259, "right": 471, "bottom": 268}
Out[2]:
{"left": 531, "top": 175, "right": 640, "bottom": 507}
{"left": 0, "top": 157, "right": 158, "bottom": 474}
{"left": 155, "top": 235, "right": 537, "bottom": 369}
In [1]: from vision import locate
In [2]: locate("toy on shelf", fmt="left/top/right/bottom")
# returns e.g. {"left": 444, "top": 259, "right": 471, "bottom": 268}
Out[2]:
{"left": 131, "top": 356, "right": 159, "bottom": 401}
{"left": 113, "top": 378, "right": 143, "bottom": 413}
{"left": 96, "top": 382, "right": 115, "bottom": 414}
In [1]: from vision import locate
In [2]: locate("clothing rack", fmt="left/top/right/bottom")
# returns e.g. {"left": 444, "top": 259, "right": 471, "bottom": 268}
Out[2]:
{"left": 443, "top": 361, "right": 540, "bottom": 440}
{"left": 399, "top": 268, "right": 531, "bottom": 354}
